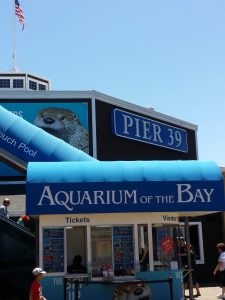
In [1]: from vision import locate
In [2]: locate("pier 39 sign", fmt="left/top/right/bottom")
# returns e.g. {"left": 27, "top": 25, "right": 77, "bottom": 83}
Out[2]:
{"left": 112, "top": 109, "right": 188, "bottom": 153}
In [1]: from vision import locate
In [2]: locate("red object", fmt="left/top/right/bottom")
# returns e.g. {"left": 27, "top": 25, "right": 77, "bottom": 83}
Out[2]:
{"left": 29, "top": 281, "right": 42, "bottom": 300}
{"left": 15, "top": 0, "right": 25, "bottom": 30}
{"left": 21, "top": 215, "right": 30, "bottom": 221}
{"left": 161, "top": 237, "right": 174, "bottom": 254}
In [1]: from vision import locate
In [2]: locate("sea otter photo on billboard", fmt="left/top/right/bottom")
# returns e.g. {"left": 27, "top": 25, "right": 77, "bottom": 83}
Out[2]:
{"left": 34, "top": 107, "right": 89, "bottom": 153}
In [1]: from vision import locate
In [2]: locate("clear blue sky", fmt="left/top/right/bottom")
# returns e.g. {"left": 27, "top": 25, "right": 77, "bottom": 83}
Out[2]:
{"left": 1, "top": 0, "right": 225, "bottom": 166}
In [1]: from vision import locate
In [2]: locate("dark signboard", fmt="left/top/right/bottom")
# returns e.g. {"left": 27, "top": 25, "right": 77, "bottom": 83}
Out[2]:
{"left": 26, "top": 179, "right": 224, "bottom": 215}
{"left": 95, "top": 100, "right": 197, "bottom": 161}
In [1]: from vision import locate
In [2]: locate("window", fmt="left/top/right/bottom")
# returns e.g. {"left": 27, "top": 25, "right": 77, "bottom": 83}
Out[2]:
{"left": 152, "top": 223, "right": 180, "bottom": 271}
{"left": 91, "top": 225, "right": 134, "bottom": 278}
{"left": 0, "top": 79, "right": 10, "bottom": 88}
{"left": 91, "top": 226, "right": 112, "bottom": 278}
{"left": 179, "top": 222, "right": 204, "bottom": 264}
{"left": 66, "top": 226, "right": 87, "bottom": 274}
{"left": 13, "top": 79, "right": 24, "bottom": 88}
{"left": 138, "top": 224, "right": 149, "bottom": 271}
{"left": 29, "top": 80, "right": 37, "bottom": 90}
{"left": 39, "top": 83, "right": 46, "bottom": 90}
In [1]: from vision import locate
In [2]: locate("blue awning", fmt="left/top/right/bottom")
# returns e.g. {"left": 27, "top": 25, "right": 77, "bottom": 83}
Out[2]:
{"left": 0, "top": 106, "right": 95, "bottom": 170}
{"left": 26, "top": 160, "right": 225, "bottom": 216}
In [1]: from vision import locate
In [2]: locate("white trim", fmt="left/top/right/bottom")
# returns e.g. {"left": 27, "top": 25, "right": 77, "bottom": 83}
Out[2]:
{"left": 179, "top": 221, "right": 205, "bottom": 264}
{"left": 0, "top": 181, "right": 25, "bottom": 184}
{"left": 91, "top": 97, "right": 97, "bottom": 158}
{"left": 134, "top": 224, "right": 139, "bottom": 268}
{"left": 0, "top": 90, "right": 197, "bottom": 131}
{"left": 148, "top": 224, "right": 154, "bottom": 271}
{"left": 87, "top": 225, "right": 91, "bottom": 274}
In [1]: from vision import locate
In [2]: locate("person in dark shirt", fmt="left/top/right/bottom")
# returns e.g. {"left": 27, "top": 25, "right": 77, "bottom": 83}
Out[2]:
{"left": 178, "top": 237, "right": 201, "bottom": 297}
{"left": 67, "top": 255, "right": 87, "bottom": 274}
{"left": 140, "top": 244, "right": 149, "bottom": 271}
{"left": 190, "top": 244, "right": 201, "bottom": 297}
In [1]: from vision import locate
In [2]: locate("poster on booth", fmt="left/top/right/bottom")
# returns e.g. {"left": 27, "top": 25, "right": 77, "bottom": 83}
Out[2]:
{"left": 42, "top": 270, "right": 184, "bottom": 300}
{"left": 161, "top": 237, "right": 174, "bottom": 254}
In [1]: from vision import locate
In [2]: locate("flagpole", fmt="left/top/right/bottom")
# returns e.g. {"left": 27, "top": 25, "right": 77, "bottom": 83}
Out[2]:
{"left": 12, "top": 0, "right": 18, "bottom": 72}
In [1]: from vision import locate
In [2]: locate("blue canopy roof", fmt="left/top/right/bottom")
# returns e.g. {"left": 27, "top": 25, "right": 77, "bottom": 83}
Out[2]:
{"left": 0, "top": 105, "right": 95, "bottom": 170}
{"left": 26, "top": 160, "right": 225, "bottom": 216}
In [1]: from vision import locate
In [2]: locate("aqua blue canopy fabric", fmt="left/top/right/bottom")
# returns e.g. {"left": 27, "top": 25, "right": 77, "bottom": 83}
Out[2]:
{"left": 0, "top": 105, "right": 95, "bottom": 169}
{"left": 26, "top": 160, "right": 225, "bottom": 215}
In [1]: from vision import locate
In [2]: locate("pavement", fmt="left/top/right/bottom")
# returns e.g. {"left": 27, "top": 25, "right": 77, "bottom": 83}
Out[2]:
{"left": 184, "top": 285, "right": 222, "bottom": 300}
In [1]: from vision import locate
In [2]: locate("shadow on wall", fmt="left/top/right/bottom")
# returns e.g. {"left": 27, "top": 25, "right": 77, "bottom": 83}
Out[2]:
{"left": 0, "top": 216, "right": 35, "bottom": 300}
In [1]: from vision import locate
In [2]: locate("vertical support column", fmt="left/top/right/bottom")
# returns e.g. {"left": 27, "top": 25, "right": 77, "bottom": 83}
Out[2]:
{"left": 185, "top": 217, "right": 193, "bottom": 299}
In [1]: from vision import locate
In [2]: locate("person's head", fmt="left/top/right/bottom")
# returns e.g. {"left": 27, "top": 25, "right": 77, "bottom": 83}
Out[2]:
{"left": 216, "top": 243, "right": 225, "bottom": 253}
{"left": 73, "top": 255, "right": 82, "bottom": 265}
{"left": 177, "top": 237, "right": 186, "bottom": 247}
{"left": 32, "top": 267, "right": 46, "bottom": 280}
{"left": 3, "top": 198, "right": 10, "bottom": 207}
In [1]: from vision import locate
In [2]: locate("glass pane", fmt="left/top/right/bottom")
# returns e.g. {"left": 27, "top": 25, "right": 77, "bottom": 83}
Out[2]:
{"left": 39, "top": 83, "right": 46, "bottom": 90}
{"left": 179, "top": 222, "right": 203, "bottom": 262}
{"left": 91, "top": 226, "right": 112, "bottom": 278}
{"left": 113, "top": 226, "right": 134, "bottom": 276}
{"left": 152, "top": 223, "right": 180, "bottom": 271}
{"left": 43, "top": 227, "right": 64, "bottom": 273}
{"left": 29, "top": 80, "right": 37, "bottom": 90}
{"left": 138, "top": 224, "right": 149, "bottom": 271}
{"left": 66, "top": 227, "right": 87, "bottom": 274}
{"left": 13, "top": 79, "right": 24, "bottom": 88}
{"left": 0, "top": 79, "right": 10, "bottom": 88}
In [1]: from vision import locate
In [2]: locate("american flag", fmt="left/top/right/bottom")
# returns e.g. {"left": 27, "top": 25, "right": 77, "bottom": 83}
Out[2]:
{"left": 15, "top": 0, "right": 25, "bottom": 30}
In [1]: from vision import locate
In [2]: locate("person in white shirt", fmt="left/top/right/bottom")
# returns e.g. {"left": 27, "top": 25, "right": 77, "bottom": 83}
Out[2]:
{"left": 213, "top": 243, "right": 225, "bottom": 299}
{"left": 0, "top": 198, "right": 10, "bottom": 218}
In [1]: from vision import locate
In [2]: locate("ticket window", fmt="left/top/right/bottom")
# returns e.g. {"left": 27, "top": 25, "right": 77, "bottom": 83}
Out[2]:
{"left": 91, "top": 225, "right": 135, "bottom": 278}
{"left": 138, "top": 224, "right": 149, "bottom": 271}
{"left": 91, "top": 226, "right": 112, "bottom": 278}
{"left": 152, "top": 223, "right": 180, "bottom": 271}
{"left": 66, "top": 226, "right": 87, "bottom": 274}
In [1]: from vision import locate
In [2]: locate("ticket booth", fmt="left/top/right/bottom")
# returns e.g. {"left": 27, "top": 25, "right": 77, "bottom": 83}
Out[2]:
{"left": 26, "top": 160, "right": 225, "bottom": 300}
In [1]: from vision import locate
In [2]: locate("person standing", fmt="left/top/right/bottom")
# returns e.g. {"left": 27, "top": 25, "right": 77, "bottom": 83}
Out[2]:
{"left": 190, "top": 244, "right": 201, "bottom": 297}
{"left": 67, "top": 255, "right": 87, "bottom": 273}
{"left": 140, "top": 244, "right": 149, "bottom": 271}
{"left": 29, "top": 267, "right": 47, "bottom": 300}
{"left": 213, "top": 243, "right": 225, "bottom": 299}
{"left": 0, "top": 197, "right": 10, "bottom": 218}
{"left": 178, "top": 237, "right": 201, "bottom": 297}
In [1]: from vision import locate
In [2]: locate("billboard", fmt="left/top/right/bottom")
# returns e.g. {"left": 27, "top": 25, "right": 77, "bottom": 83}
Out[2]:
{"left": 0, "top": 101, "right": 91, "bottom": 178}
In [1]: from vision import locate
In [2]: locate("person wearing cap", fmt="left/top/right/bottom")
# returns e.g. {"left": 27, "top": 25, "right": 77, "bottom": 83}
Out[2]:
{"left": 0, "top": 197, "right": 10, "bottom": 218}
{"left": 29, "top": 267, "right": 47, "bottom": 300}
{"left": 17, "top": 215, "right": 30, "bottom": 227}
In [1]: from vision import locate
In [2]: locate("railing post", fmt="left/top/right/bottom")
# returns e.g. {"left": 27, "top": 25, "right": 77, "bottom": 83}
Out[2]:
{"left": 75, "top": 280, "right": 79, "bottom": 300}
{"left": 64, "top": 278, "right": 67, "bottom": 300}
{"left": 168, "top": 276, "right": 174, "bottom": 300}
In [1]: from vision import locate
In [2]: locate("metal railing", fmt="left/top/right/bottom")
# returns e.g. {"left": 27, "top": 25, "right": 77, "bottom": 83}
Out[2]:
{"left": 0, "top": 214, "right": 35, "bottom": 237}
